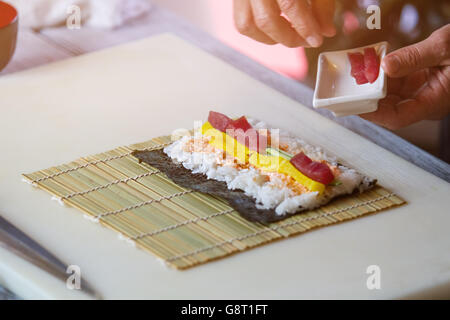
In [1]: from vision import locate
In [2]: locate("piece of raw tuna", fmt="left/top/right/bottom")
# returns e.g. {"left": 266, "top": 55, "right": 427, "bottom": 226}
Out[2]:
{"left": 364, "top": 47, "right": 380, "bottom": 83}
{"left": 208, "top": 111, "right": 232, "bottom": 133}
{"left": 290, "top": 152, "right": 334, "bottom": 185}
{"left": 348, "top": 52, "right": 369, "bottom": 85}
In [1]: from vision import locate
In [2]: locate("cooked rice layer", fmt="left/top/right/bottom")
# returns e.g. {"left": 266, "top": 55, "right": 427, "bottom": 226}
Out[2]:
{"left": 164, "top": 119, "right": 374, "bottom": 216}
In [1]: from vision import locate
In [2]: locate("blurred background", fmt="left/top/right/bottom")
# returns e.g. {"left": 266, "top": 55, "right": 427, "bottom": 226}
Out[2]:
{"left": 154, "top": 0, "right": 308, "bottom": 81}
{"left": 2, "top": 0, "right": 449, "bottom": 161}
{"left": 152, "top": 0, "right": 449, "bottom": 162}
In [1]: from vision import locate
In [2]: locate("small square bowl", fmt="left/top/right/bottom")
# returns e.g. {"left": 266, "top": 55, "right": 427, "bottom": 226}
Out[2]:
{"left": 313, "top": 41, "right": 388, "bottom": 117}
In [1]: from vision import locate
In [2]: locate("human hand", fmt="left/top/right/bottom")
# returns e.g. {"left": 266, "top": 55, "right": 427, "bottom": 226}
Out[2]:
{"left": 360, "top": 24, "right": 450, "bottom": 130}
{"left": 233, "top": 0, "right": 336, "bottom": 48}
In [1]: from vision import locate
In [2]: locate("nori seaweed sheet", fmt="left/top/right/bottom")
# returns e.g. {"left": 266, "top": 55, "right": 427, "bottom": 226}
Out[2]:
{"left": 132, "top": 149, "right": 375, "bottom": 223}
{"left": 132, "top": 149, "right": 295, "bottom": 223}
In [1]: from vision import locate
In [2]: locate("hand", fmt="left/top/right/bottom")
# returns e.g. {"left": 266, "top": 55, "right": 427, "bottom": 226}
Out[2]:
{"left": 233, "top": 0, "right": 336, "bottom": 48}
{"left": 360, "top": 24, "right": 450, "bottom": 130}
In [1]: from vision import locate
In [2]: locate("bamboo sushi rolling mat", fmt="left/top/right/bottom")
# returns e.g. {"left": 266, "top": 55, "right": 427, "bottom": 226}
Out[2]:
{"left": 22, "top": 135, "right": 405, "bottom": 270}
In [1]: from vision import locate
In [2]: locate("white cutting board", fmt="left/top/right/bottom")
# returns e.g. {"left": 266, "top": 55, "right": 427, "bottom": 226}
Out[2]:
{"left": 0, "top": 34, "right": 449, "bottom": 299}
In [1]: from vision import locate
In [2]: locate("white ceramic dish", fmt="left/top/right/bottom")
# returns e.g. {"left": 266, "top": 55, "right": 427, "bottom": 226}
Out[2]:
{"left": 313, "top": 41, "right": 388, "bottom": 117}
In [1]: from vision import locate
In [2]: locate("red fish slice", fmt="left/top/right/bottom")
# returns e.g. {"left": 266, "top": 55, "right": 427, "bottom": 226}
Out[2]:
{"left": 227, "top": 116, "right": 253, "bottom": 132}
{"left": 208, "top": 111, "right": 232, "bottom": 133}
{"left": 348, "top": 52, "right": 369, "bottom": 85}
{"left": 208, "top": 111, "right": 266, "bottom": 153}
{"left": 228, "top": 116, "right": 266, "bottom": 152}
{"left": 290, "top": 152, "right": 334, "bottom": 185}
{"left": 364, "top": 47, "right": 380, "bottom": 83}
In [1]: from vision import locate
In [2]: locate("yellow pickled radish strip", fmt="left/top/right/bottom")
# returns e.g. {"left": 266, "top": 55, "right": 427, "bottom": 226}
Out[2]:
{"left": 201, "top": 121, "right": 249, "bottom": 164}
{"left": 249, "top": 153, "right": 325, "bottom": 193}
{"left": 201, "top": 121, "right": 325, "bottom": 194}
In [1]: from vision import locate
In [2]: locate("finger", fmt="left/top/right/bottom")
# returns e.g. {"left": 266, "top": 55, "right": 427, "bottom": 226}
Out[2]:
{"left": 382, "top": 24, "right": 450, "bottom": 78}
{"left": 399, "top": 69, "right": 429, "bottom": 99}
{"left": 360, "top": 97, "right": 427, "bottom": 130}
{"left": 276, "top": 0, "right": 323, "bottom": 47}
{"left": 233, "top": 0, "right": 277, "bottom": 45}
{"left": 413, "top": 67, "right": 450, "bottom": 120}
{"left": 386, "top": 77, "right": 403, "bottom": 94}
{"left": 386, "top": 70, "right": 428, "bottom": 99}
{"left": 249, "top": 0, "right": 308, "bottom": 47}
{"left": 311, "top": 0, "right": 336, "bottom": 37}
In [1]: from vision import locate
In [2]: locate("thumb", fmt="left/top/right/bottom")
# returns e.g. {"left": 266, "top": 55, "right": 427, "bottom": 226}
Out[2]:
{"left": 382, "top": 24, "right": 450, "bottom": 78}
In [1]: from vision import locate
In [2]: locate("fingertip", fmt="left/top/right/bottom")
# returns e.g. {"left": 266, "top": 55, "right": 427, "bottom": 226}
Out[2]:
{"left": 382, "top": 54, "right": 400, "bottom": 76}
{"left": 306, "top": 35, "right": 323, "bottom": 48}
{"left": 321, "top": 25, "right": 336, "bottom": 38}
{"left": 381, "top": 56, "right": 389, "bottom": 72}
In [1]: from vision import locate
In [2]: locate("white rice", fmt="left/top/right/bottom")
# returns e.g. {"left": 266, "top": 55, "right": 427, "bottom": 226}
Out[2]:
{"left": 164, "top": 120, "right": 374, "bottom": 216}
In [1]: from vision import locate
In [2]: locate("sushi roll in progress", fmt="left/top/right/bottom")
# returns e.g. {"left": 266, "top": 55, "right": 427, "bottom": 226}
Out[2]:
{"left": 133, "top": 111, "right": 376, "bottom": 223}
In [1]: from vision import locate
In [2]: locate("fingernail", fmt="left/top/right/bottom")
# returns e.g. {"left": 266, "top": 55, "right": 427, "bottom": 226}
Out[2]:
{"left": 323, "top": 26, "right": 336, "bottom": 37}
{"left": 306, "top": 36, "right": 322, "bottom": 47}
{"left": 328, "top": 28, "right": 336, "bottom": 37}
{"left": 384, "top": 55, "right": 400, "bottom": 74}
